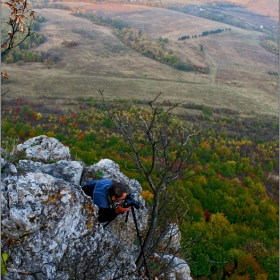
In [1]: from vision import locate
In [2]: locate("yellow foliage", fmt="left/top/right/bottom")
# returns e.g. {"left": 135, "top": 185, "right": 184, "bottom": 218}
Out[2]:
{"left": 142, "top": 190, "right": 154, "bottom": 201}
{"left": 197, "top": 175, "right": 207, "bottom": 186}
{"left": 217, "top": 146, "right": 230, "bottom": 157}
{"left": 36, "top": 112, "right": 42, "bottom": 120}
{"left": 46, "top": 131, "right": 55, "bottom": 137}
{"left": 7, "top": 128, "right": 15, "bottom": 136}
{"left": 207, "top": 213, "right": 233, "bottom": 239}
{"left": 229, "top": 274, "right": 251, "bottom": 280}
{"left": 255, "top": 273, "right": 269, "bottom": 280}
{"left": 244, "top": 197, "right": 254, "bottom": 206}
{"left": 224, "top": 195, "right": 236, "bottom": 204}
{"left": 211, "top": 152, "right": 219, "bottom": 162}
{"left": 251, "top": 182, "right": 266, "bottom": 196}
{"left": 267, "top": 204, "right": 278, "bottom": 215}
{"left": 201, "top": 141, "right": 210, "bottom": 150}
{"left": 228, "top": 248, "right": 246, "bottom": 260}
{"left": 210, "top": 213, "right": 230, "bottom": 226}
{"left": 239, "top": 139, "right": 253, "bottom": 145}
{"left": 227, "top": 160, "right": 236, "bottom": 168}
{"left": 237, "top": 255, "right": 262, "bottom": 274}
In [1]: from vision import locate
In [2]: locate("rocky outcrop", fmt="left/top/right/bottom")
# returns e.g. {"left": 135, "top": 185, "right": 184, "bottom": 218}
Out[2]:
{"left": 15, "top": 135, "right": 71, "bottom": 163}
{"left": 153, "top": 254, "right": 192, "bottom": 280}
{"left": 17, "top": 159, "right": 85, "bottom": 186}
{"left": 1, "top": 136, "right": 192, "bottom": 280}
{"left": 81, "top": 159, "right": 148, "bottom": 252}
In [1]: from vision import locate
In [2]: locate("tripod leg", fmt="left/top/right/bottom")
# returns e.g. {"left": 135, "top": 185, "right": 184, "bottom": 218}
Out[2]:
{"left": 125, "top": 210, "right": 129, "bottom": 223}
{"left": 131, "top": 207, "right": 151, "bottom": 280}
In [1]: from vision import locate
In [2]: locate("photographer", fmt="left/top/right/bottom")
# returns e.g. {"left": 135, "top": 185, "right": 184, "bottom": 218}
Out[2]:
{"left": 82, "top": 179, "right": 130, "bottom": 223}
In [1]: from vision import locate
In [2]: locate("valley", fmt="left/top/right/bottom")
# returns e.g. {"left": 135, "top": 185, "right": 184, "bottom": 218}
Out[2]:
{"left": 1, "top": 2, "right": 278, "bottom": 117}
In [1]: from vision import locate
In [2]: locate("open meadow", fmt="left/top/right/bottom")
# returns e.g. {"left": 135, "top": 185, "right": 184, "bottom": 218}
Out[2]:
{"left": 1, "top": 3, "right": 279, "bottom": 117}
{"left": 162, "top": 0, "right": 279, "bottom": 20}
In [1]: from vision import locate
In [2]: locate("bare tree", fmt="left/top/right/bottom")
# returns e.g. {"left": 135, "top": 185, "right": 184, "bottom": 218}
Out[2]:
{"left": 1, "top": 0, "right": 35, "bottom": 80}
{"left": 100, "top": 91, "right": 198, "bottom": 277}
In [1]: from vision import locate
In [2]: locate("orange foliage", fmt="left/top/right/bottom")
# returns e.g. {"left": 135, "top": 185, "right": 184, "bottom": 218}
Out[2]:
{"left": 201, "top": 141, "right": 211, "bottom": 150}
{"left": 142, "top": 190, "right": 154, "bottom": 201}
{"left": 78, "top": 133, "right": 85, "bottom": 141}
{"left": 237, "top": 255, "right": 262, "bottom": 274}
{"left": 224, "top": 262, "right": 235, "bottom": 274}
{"left": 204, "top": 209, "right": 211, "bottom": 222}
{"left": 29, "top": 131, "right": 36, "bottom": 138}
{"left": 229, "top": 275, "right": 250, "bottom": 280}
{"left": 59, "top": 117, "right": 67, "bottom": 125}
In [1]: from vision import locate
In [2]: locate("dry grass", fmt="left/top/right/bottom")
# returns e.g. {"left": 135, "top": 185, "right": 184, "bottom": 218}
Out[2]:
{"left": 161, "top": 0, "right": 279, "bottom": 20}
{"left": 162, "top": 0, "right": 204, "bottom": 4}
{"left": 1, "top": 6, "right": 278, "bottom": 117}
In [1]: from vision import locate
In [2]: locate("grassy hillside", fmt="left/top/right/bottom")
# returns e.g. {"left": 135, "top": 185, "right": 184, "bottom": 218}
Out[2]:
{"left": 1, "top": 4, "right": 278, "bottom": 118}
{"left": 162, "top": 0, "right": 279, "bottom": 20}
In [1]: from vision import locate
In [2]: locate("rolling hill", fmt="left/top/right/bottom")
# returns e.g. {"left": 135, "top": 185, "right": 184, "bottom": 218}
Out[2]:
{"left": 1, "top": 2, "right": 279, "bottom": 117}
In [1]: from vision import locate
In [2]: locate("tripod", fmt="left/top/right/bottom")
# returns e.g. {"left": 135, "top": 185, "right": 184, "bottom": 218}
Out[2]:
{"left": 126, "top": 206, "right": 151, "bottom": 280}
{"left": 103, "top": 206, "right": 151, "bottom": 279}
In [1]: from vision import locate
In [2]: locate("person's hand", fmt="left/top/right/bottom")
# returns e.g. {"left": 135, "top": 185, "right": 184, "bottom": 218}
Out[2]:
{"left": 115, "top": 205, "right": 131, "bottom": 214}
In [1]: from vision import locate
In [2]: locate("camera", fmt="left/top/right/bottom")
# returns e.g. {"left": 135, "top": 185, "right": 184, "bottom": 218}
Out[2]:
{"left": 123, "top": 193, "right": 142, "bottom": 209}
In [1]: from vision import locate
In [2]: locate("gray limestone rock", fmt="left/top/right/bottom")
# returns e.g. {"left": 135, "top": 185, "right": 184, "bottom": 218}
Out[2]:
{"left": 1, "top": 163, "right": 18, "bottom": 181}
{"left": 1, "top": 172, "right": 141, "bottom": 280}
{"left": 15, "top": 135, "right": 70, "bottom": 163}
{"left": 1, "top": 157, "right": 7, "bottom": 169}
{"left": 163, "top": 254, "right": 192, "bottom": 280}
{"left": 17, "top": 159, "right": 84, "bottom": 186}
{"left": 154, "top": 254, "right": 192, "bottom": 280}
{"left": 158, "top": 223, "right": 182, "bottom": 252}
{"left": 1, "top": 136, "right": 192, "bottom": 280}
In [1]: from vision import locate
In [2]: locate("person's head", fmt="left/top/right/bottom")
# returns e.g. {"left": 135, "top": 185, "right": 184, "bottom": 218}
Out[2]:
{"left": 108, "top": 182, "right": 128, "bottom": 202}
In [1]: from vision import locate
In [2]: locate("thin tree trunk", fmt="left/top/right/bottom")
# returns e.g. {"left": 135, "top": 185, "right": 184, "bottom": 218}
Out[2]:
{"left": 136, "top": 189, "right": 160, "bottom": 269}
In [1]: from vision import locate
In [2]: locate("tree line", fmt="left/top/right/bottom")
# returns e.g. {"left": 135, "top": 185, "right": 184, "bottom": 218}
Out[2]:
{"left": 261, "top": 39, "right": 279, "bottom": 55}
{"left": 178, "top": 28, "right": 230, "bottom": 41}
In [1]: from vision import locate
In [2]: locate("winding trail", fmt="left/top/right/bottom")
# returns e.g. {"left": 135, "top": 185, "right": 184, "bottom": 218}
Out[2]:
{"left": 203, "top": 49, "right": 218, "bottom": 85}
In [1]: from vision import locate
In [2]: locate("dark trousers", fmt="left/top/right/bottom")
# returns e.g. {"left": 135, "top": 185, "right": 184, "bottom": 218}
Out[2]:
{"left": 82, "top": 185, "right": 95, "bottom": 199}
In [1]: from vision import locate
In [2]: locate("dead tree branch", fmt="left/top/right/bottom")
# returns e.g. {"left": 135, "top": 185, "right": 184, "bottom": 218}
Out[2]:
{"left": 99, "top": 91, "right": 199, "bottom": 276}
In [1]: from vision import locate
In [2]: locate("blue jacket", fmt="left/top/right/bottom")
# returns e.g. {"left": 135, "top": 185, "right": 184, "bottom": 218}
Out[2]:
{"left": 93, "top": 179, "right": 113, "bottom": 208}
{"left": 82, "top": 178, "right": 118, "bottom": 223}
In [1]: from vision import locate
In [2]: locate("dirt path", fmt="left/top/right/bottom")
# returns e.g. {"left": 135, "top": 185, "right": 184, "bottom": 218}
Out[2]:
{"left": 203, "top": 49, "right": 218, "bottom": 85}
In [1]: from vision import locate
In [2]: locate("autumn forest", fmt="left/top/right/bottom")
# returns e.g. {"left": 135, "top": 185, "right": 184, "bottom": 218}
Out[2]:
{"left": 1, "top": 95, "right": 279, "bottom": 279}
